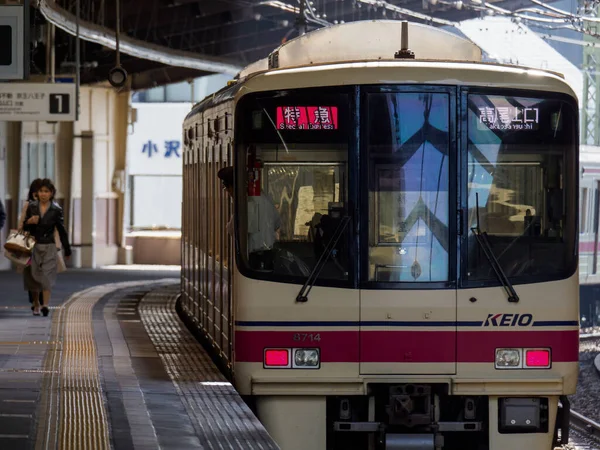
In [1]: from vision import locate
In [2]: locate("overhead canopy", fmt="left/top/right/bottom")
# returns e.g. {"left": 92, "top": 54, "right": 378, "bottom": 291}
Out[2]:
{"left": 29, "top": 0, "right": 532, "bottom": 90}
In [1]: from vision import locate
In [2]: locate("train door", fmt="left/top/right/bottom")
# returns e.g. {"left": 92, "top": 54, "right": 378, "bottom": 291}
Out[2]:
{"left": 358, "top": 87, "right": 458, "bottom": 375}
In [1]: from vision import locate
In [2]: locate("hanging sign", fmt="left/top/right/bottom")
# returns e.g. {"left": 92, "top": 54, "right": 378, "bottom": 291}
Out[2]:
{"left": 0, "top": 82, "right": 76, "bottom": 121}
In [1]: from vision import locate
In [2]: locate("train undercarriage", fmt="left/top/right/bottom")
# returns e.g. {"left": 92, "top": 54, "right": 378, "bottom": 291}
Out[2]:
{"left": 325, "top": 384, "right": 567, "bottom": 450}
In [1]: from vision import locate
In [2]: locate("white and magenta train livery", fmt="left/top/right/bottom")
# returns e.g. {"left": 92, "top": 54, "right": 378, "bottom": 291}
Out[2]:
{"left": 181, "top": 20, "right": 580, "bottom": 450}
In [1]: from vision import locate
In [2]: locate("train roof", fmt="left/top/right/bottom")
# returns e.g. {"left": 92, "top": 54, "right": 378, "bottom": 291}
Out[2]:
{"left": 237, "top": 20, "right": 482, "bottom": 78}
{"left": 185, "top": 20, "right": 572, "bottom": 122}
{"left": 235, "top": 20, "right": 567, "bottom": 81}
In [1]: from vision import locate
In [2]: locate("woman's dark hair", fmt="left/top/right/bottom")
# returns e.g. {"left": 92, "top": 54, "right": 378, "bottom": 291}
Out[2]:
{"left": 27, "top": 179, "right": 43, "bottom": 202}
{"left": 217, "top": 166, "right": 234, "bottom": 188}
{"left": 38, "top": 178, "right": 57, "bottom": 200}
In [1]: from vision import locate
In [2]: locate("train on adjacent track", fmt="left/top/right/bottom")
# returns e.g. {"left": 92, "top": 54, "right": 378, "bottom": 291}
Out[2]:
{"left": 579, "top": 145, "right": 600, "bottom": 328}
{"left": 180, "top": 20, "right": 580, "bottom": 450}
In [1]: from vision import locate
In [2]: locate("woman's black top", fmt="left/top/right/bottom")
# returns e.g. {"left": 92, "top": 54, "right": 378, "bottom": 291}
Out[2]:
{"left": 23, "top": 201, "right": 72, "bottom": 257}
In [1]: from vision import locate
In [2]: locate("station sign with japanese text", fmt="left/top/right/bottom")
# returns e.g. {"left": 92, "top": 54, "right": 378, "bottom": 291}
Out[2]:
{"left": 0, "top": 82, "right": 75, "bottom": 121}
{"left": 127, "top": 103, "right": 193, "bottom": 176}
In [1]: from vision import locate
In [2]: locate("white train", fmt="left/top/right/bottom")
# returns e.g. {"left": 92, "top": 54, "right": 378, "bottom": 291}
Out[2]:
{"left": 579, "top": 145, "right": 600, "bottom": 327}
{"left": 181, "top": 20, "right": 580, "bottom": 450}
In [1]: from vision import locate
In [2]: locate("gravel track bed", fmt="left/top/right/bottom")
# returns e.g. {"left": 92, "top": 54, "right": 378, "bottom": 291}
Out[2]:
{"left": 568, "top": 335, "right": 600, "bottom": 424}
{"left": 562, "top": 431, "right": 598, "bottom": 450}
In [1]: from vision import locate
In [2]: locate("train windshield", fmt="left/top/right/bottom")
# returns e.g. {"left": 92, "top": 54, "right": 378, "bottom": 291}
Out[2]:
{"left": 365, "top": 91, "right": 452, "bottom": 283}
{"left": 235, "top": 87, "right": 577, "bottom": 288}
{"left": 465, "top": 93, "right": 578, "bottom": 284}
{"left": 234, "top": 88, "right": 353, "bottom": 285}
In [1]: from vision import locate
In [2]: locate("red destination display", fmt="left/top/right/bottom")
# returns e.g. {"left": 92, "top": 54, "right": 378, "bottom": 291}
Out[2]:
{"left": 276, "top": 106, "right": 339, "bottom": 130}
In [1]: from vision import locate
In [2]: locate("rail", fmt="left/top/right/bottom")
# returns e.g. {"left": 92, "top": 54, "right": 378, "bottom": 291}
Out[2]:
{"left": 570, "top": 410, "right": 600, "bottom": 442}
{"left": 579, "top": 333, "right": 600, "bottom": 341}
{"left": 565, "top": 326, "right": 600, "bottom": 447}
{"left": 579, "top": 326, "right": 600, "bottom": 340}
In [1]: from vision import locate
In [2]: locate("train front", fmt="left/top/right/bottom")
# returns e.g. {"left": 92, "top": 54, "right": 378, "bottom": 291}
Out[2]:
{"left": 231, "top": 72, "right": 579, "bottom": 450}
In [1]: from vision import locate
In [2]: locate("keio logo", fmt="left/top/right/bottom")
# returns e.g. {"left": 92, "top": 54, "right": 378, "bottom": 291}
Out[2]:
{"left": 483, "top": 313, "right": 533, "bottom": 327}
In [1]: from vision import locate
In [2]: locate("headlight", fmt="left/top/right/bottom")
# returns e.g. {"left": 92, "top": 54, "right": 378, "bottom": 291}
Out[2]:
{"left": 495, "top": 348, "right": 522, "bottom": 369}
{"left": 293, "top": 348, "right": 320, "bottom": 368}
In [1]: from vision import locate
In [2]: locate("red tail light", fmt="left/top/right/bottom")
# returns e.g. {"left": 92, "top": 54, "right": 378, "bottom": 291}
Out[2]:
{"left": 264, "top": 349, "right": 289, "bottom": 367}
{"left": 525, "top": 350, "right": 550, "bottom": 367}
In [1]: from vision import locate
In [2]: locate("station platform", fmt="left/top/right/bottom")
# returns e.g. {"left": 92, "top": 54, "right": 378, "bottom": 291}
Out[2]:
{"left": 0, "top": 269, "right": 279, "bottom": 450}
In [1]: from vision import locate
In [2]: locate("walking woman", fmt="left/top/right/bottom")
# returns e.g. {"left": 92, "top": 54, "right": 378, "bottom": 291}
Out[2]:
{"left": 22, "top": 179, "right": 71, "bottom": 316}
{"left": 18, "top": 178, "right": 43, "bottom": 307}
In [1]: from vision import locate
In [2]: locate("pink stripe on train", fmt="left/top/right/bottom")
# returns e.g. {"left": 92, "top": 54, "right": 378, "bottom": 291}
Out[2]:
{"left": 235, "top": 330, "right": 579, "bottom": 363}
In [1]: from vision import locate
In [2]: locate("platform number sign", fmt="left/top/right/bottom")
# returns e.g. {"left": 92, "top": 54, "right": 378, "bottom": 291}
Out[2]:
{"left": 49, "top": 93, "right": 70, "bottom": 115}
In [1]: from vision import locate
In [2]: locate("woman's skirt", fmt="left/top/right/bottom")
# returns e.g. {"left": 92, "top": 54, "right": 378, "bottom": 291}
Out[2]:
{"left": 23, "top": 243, "right": 58, "bottom": 292}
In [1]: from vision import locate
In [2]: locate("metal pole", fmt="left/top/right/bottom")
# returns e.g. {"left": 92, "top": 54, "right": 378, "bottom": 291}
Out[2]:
{"left": 45, "top": 24, "right": 50, "bottom": 78}
{"left": 50, "top": 24, "right": 55, "bottom": 83}
{"left": 75, "top": 0, "right": 80, "bottom": 121}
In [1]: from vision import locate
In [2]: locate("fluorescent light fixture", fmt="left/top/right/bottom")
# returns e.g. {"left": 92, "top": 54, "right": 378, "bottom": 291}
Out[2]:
{"left": 260, "top": 1, "right": 300, "bottom": 14}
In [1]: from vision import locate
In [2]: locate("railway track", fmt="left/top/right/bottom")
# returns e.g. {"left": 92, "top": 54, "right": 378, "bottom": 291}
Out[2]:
{"left": 569, "top": 410, "right": 600, "bottom": 449}
{"left": 567, "top": 330, "right": 600, "bottom": 449}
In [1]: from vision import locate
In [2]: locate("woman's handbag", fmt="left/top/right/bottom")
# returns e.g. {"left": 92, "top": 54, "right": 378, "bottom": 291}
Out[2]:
{"left": 3, "top": 229, "right": 35, "bottom": 255}
{"left": 3, "top": 248, "right": 31, "bottom": 267}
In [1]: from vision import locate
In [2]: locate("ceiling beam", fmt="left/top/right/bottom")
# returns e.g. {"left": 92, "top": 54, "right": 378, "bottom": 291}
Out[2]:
{"left": 119, "top": 3, "right": 283, "bottom": 39}
{"left": 130, "top": 66, "right": 212, "bottom": 90}
{"left": 170, "top": 23, "right": 289, "bottom": 55}
{"left": 38, "top": 0, "right": 244, "bottom": 75}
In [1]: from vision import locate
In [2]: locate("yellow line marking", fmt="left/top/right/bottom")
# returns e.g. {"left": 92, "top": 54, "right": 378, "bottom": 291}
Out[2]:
{"left": 33, "top": 279, "right": 175, "bottom": 450}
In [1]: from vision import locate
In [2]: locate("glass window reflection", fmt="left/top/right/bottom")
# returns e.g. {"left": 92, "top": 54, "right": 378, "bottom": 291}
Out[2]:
{"left": 367, "top": 93, "right": 450, "bottom": 282}
{"left": 236, "top": 89, "right": 352, "bottom": 283}
{"left": 466, "top": 94, "right": 577, "bottom": 282}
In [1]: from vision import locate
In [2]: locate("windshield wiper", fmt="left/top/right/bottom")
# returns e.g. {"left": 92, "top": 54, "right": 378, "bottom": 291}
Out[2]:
{"left": 296, "top": 216, "right": 351, "bottom": 303}
{"left": 470, "top": 193, "right": 519, "bottom": 303}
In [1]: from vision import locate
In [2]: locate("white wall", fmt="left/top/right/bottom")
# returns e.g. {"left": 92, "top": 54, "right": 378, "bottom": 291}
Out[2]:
{"left": 127, "top": 102, "right": 192, "bottom": 229}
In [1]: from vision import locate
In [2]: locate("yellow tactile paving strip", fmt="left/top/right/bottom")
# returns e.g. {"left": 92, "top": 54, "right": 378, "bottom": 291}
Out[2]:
{"left": 59, "top": 286, "right": 111, "bottom": 450}
{"left": 34, "top": 281, "right": 168, "bottom": 450}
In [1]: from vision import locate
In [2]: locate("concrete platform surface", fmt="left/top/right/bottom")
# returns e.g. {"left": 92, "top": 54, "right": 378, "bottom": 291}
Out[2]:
{"left": 0, "top": 268, "right": 278, "bottom": 450}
